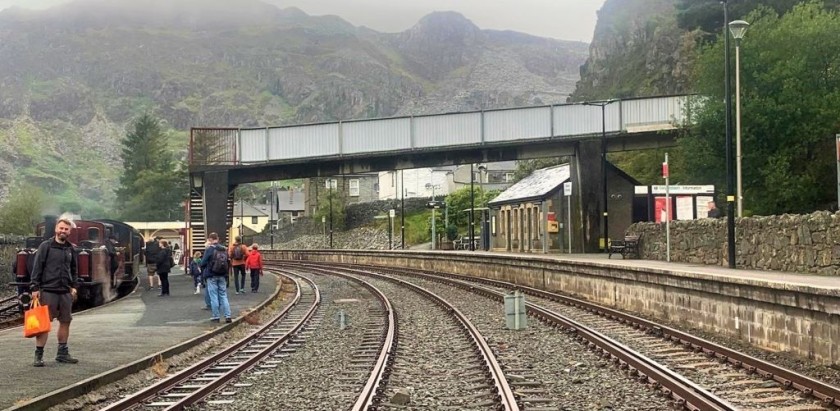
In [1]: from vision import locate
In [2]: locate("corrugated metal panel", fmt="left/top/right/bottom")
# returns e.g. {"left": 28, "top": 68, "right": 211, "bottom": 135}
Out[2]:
{"left": 553, "top": 104, "right": 621, "bottom": 137}
{"left": 484, "top": 107, "right": 551, "bottom": 143}
{"left": 190, "top": 128, "right": 238, "bottom": 166}
{"left": 622, "top": 96, "right": 685, "bottom": 129}
{"left": 267, "top": 123, "right": 340, "bottom": 161}
{"left": 413, "top": 112, "right": 482, "bottom": 148}
{"left": 342, "top": 117, "right": 411, "bottom": 154}
{"left": 239, "top": 129, "right": 267, "bottom": 164}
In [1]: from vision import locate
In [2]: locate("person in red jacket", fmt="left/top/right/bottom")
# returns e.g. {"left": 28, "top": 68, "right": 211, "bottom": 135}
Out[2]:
{"left": 245, "top": 244, "right": 264, "bottom": 293}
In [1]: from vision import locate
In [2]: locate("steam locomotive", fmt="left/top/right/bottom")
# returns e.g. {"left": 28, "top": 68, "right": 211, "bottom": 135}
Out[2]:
{"left": 10, "top": 216, "right": 144, "bottom": 309}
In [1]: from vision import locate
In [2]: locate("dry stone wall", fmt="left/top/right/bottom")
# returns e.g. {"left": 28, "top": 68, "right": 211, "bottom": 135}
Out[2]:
{"left": 627, "top": 211, "right": 840, "bottom": 275}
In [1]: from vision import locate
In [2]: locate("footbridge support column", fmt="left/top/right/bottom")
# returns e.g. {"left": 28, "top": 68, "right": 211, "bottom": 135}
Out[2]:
{"left": 204, "top": 170, "right": 231, "bottom": 245}
{"left": 573, "top": 140, "right": 603, "bottom": 253}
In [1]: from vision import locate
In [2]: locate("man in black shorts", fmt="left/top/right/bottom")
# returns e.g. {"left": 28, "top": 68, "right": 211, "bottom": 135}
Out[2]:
{"left": 30, "top": 218, "right": 81, "bottom": 367}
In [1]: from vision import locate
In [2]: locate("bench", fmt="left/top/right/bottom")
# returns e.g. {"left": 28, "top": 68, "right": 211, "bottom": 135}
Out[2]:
{"left": 608, "top": 235, "right": 640, "bottom": 259}
{"left": 454, "top": 236, "right": 478, "bottom": 250}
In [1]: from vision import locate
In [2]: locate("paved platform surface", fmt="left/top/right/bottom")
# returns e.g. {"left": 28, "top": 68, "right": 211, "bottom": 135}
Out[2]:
{"left": 471, "top": 251, "right": 840, "bottom": 291}
{"left": 0, "top": 267, "right": 277, "bottom": 410}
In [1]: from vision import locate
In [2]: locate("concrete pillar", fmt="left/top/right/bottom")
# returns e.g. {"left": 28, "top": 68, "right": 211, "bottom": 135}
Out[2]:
{"left": 574, "top": 141, "right": 603, "bottom": 253}
{"left": 203, "top": 170, "right": 231, "bottom": 245}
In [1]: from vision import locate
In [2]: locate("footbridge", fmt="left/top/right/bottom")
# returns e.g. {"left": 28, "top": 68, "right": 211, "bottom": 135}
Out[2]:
{"left": 188, "top": 94, "right": 696, "bottom": 251}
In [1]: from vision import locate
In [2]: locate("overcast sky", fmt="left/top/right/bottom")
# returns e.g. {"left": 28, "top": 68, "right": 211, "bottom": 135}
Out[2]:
{"left": 0, "top": 0, "right": 608, "bottom": 42}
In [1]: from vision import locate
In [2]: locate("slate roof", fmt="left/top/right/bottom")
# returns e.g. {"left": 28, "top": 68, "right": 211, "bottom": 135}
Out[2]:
{"left": 488, "top": 164, "right": 570, "bottom": 206}
{"left": 233, "top": 202, "right": 268, "bottom": 217}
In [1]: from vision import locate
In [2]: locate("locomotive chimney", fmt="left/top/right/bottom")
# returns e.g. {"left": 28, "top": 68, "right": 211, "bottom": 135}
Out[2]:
{"left": 44, "top": 215, "right": 57, "bottom": 239}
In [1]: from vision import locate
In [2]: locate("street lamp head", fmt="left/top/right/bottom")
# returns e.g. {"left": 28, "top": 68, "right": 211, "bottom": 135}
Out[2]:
{"left": 729, "top": 20, "right": 749, "bottom": 40}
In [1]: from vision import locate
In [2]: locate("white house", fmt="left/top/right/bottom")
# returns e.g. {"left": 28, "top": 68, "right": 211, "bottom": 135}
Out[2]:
{"left": 378, "top": 167, "right": 453, "bottom": 200}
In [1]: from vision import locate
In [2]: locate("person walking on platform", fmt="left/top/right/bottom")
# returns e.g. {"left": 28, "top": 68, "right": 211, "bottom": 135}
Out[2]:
{"left": 229, "top": 236, "right": 249, "bottom": 294}
{"left": 246, "top": 243, "right": 264, "bottom": 293}
{"left": 143, "top": 237, "right": 161, "bottom": 290}
{"left": 156, "top": 240, "right": 173, "bottom": 296}
{"left": 29, "top": 218, "right": 81, "bottom": 367}
{"left": 189, "top": 251, "right": 203, "bottom": 295}
{"left": 201, "top": 233, "right": 232, "bottom": 323}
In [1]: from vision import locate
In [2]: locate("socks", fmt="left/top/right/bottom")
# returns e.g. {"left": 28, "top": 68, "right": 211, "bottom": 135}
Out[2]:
{"left": 35, "top": 346, "right": 44, "bottom": 355}
{"left": 58, "top": 343, "right": 68, "bottom": 352}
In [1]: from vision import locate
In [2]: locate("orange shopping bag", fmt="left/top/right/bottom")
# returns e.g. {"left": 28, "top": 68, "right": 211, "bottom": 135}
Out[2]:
{"left": 23, "top": 297, "right": 51, "bottom": 338}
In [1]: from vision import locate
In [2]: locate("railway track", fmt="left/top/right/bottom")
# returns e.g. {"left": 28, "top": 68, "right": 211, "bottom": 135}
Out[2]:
{"left": 309, "top": 266, "right": 520, "bottom": 410}
{"left": 100, "top": 272, "right": 317, "bottom": 411}
{"left": 0, "top": 295, "right": 22, "bottom": 330}
{"left": 365, "top": 264, "right": 840, "bottom": 411}
{"left": 284, "top": 262, "right": 740, "bottom": 410}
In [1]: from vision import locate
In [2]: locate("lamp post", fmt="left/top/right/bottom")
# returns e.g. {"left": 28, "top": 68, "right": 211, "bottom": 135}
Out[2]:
{"left": 729, "top": 19, "right": 749, "bottom": 218}
{"left": 477, "top": 164, "right": 487, "bottom": 251}
{"left": 426, "top": 182, "right": 440, "bottom": 250}
{"left": 327, "top": 178, "right": 334, "bottom": 249}
{"left": 469, "top": 164, "right": 475, "bottom": 251}
{"left": 583, "top": 99, "right": 617, "bottom": 251}
{"left": 400, "top": 170, "right": 405, "bottom": 249}
{"left": 723, "top": 1, "right": 736, "bottom": 268}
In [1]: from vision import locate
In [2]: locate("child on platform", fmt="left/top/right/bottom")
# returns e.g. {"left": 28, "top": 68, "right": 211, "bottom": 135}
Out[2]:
{"left": 189, "top": 251, "right": 202, "bottom": 294}
{"left": 246, "top": 244, "right": 264, "bottom": 293}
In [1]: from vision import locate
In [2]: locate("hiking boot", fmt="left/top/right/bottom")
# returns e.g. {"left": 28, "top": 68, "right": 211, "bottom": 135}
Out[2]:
{"left": 33, "top": 351, "right": 44, "bottom": 367}
{"left": 56, "top": 347, "right": 79, "bottom": 364}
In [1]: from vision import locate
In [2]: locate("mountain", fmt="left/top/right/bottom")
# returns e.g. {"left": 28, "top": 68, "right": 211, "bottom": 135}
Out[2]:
{"left": 0, "top": 0, "right": 589, "bottom": 215}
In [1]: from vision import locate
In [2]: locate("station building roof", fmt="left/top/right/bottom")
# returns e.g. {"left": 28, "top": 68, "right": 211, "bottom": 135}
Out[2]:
{"left": 488, "top": 164, "right": 570, "bottom": 206}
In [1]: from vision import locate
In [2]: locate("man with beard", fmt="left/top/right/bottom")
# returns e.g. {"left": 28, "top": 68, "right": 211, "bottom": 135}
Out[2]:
{"left": 29, "top": 218, "right": 81, "bottom": 367}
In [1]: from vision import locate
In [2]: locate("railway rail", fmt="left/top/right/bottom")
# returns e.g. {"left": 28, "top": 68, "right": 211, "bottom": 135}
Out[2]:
{"left": 100, "top": 272, "right": 316, "bottom": 411}
{"left": 0, "top": 295, "right": 22, "bottom": 330}
{"left": 358, "top": 263, "right": 840, "bottom": 411}
{"left": 285, "top": 261, "right": 736, "bottom": 411}
{"left": 309, "top": 266, "right": 520, "bottom": 410}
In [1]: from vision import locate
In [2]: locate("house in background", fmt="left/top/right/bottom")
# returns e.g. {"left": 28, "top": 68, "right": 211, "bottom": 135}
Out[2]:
{"left": 445, "top": 161, "right": 517, "bottom": 193}
{"left": 276, "top": 188, "right": 305, "bottom": 226}
{"left": 378, "top": 167, "right": 453, "bottom": 200}
{"left": 232, "top": 202, "right": 269, "bottom": 240}
{"left": 304, "top": 174, "right": 379, "bottom": 216}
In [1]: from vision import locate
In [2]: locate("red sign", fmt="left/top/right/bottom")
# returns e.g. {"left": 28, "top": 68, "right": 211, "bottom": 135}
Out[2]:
{"left": 654, "top": 197, "right": 673, "bottom": 223}
{"left": 547, "top": 212, "right": 556, "bottom": 221}
{"left": 662, "top": 162, "right": 669, "bottom": 178}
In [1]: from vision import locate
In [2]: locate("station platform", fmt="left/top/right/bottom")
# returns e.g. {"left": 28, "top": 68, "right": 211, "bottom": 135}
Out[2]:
{"left": 0, "top": 268, "right": 277, "bottom": 410}
{"left": 529, "top": 252, "right": 840, "bottom": 291}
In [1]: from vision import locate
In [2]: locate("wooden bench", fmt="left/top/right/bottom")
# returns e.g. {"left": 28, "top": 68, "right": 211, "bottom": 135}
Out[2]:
{"left": 608, "top": 235, "right": 640, "bottom": 259}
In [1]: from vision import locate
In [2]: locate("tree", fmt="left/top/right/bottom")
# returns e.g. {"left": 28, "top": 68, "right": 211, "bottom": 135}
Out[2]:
{"left": 443, "top": 187, "right": 500, "bottom": 234}
{"left": 314, "top": 189, "right": 346, "bottom": 231}
{"left": 680, "top": 2, "right": 840, "bottom": 215}
{"left": 0, "top": 185, "right": 45, "bottom": 235}
{"left": 116, "top": 114, "right": 188, "bottom": 220}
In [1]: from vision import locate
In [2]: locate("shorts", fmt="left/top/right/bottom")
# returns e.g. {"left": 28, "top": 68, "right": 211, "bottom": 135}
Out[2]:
{"left": 146, "top": 263, "right": 157, "bottom": 276}
{"left": 39, "top": 291, "right": 73, "bottom": 323}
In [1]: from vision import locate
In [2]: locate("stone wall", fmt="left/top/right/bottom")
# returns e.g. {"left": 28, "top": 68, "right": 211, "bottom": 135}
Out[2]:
{"left": 627, "top": 211, "right": 840, "bottom": 275}
{"left": 344, "top": 198, "right": 428, "bottom": 229}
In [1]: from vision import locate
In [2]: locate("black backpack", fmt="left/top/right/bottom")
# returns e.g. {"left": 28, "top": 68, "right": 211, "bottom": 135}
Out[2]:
{"left": 209, "top": 245, "right": 229, "bottom": 275}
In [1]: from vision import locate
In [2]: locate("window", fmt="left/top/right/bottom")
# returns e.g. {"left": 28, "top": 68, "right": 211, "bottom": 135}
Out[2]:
{"left": 349, "top": 179, "right": 360, "bottom": 197}
{"left": 504, "top": 173, "right": 514, "bottom": 182}
{"left": 374, "top": 182, "right": 379, "bottom": 193}
{"left": 87, "top": 228, "right": 100, "bottom": 242}
{"left": 251, "top": 216, "right": 258, "bottom": 224}
{"left": 325, "top": 179, "right": 337, "bottom": 189}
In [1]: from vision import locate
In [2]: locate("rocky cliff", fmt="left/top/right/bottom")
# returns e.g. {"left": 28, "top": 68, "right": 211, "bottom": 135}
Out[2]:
{"left": 571, "top": 0, "right": 699, "bottom": 101}
{"left": 0, "top": 0, "right": 589, "bottom": 213}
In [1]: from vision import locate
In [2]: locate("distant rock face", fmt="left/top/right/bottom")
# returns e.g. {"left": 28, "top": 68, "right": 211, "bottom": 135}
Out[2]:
{"left": 571, "top": 0, "right": 698, "bottom": 101}
{"left": 0, "top": 3, "right": 589, "bottom": 208}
